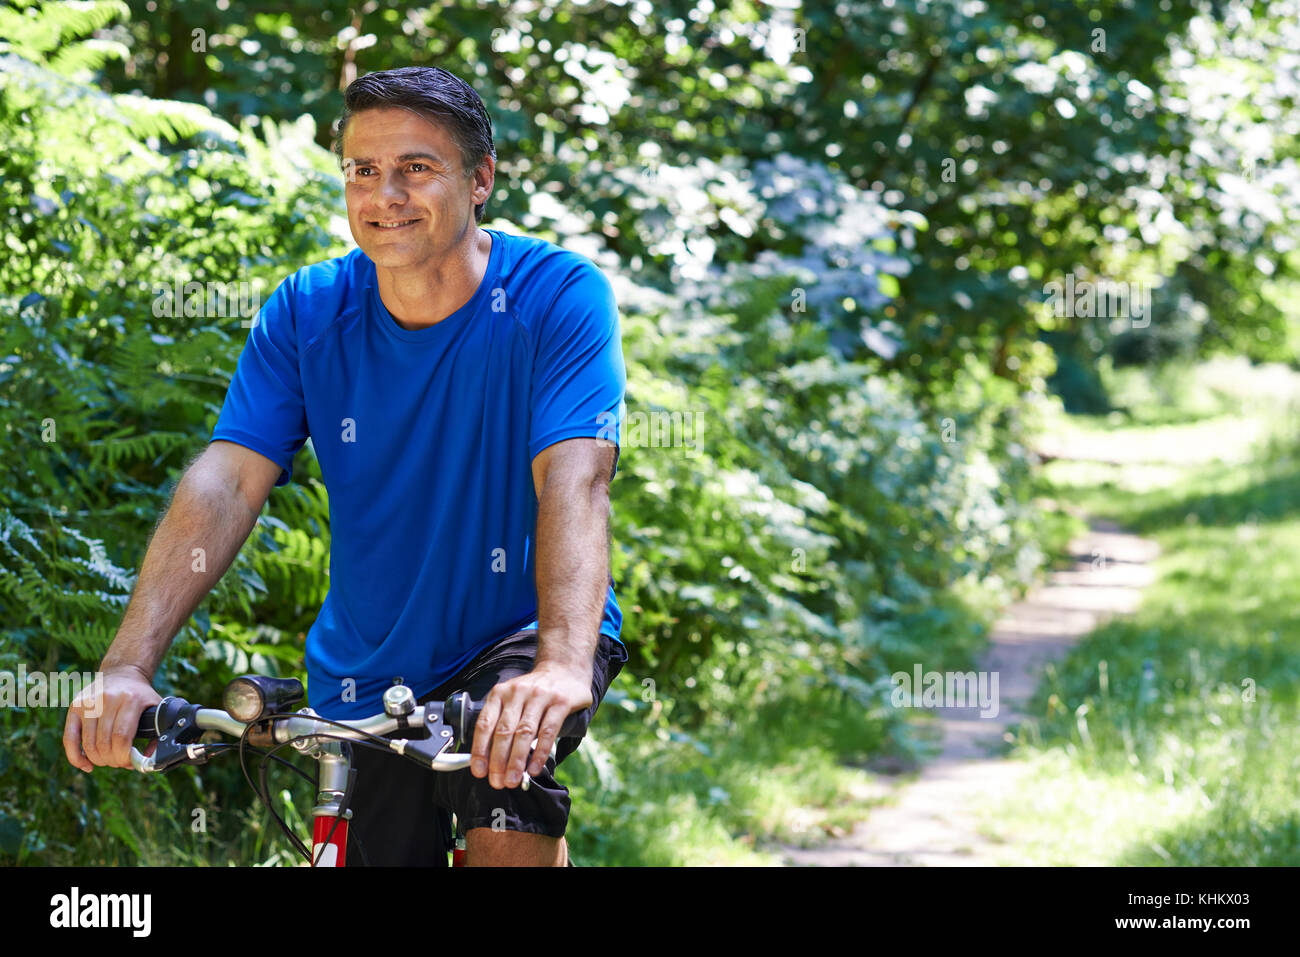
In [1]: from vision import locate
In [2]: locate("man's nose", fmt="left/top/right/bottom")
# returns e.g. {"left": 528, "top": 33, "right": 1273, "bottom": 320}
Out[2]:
{"left": 375, "top": 169, "right": 408, "bottom": 205}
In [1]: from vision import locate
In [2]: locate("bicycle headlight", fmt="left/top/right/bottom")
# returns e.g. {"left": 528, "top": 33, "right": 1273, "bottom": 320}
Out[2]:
{"left": 223, "top": 677, "right": 266, "bottom": 723}
{"left": 222, "top": 675, "right": 305, "bottom": 723}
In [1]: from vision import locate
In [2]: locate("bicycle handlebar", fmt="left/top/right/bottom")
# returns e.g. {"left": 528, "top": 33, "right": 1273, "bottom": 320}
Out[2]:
{"left": 128, "top": 687, "right": 530, "bottom": 786}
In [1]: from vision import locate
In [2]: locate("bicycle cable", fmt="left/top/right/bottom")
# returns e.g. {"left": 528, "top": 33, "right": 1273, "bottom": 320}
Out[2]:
{"left": 334, "top": 742, "right": 370, "bottom": 867}
{"left": 238, "top": 720, "right": 311, "bottom": 861}
{"left": 262, "top": 733, "right": 392, "bottom": 864}
{"left": 239, "top": 711, "right": 404, "bottom": 864}
{"left": 311, "top": 762, "right": 357, "bottom": 867}
{"left": 196, "top": 742, "right": 315, "bottom": 787}
{"left": 177, "top": 708, "right": 439, "bottom": 866}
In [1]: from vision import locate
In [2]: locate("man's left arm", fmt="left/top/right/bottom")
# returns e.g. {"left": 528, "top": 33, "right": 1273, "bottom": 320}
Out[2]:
{"left": 470, "top": 437, "right": 615, "bottom": 788}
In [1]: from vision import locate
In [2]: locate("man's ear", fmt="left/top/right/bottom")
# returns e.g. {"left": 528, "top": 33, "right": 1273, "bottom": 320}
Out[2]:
{"left": 471, "top": 155, "right": 495, "bottom": 208}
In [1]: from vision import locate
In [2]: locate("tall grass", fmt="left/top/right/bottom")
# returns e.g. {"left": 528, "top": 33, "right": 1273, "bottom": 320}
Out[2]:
{"left": 983, "top": 366, "right": 1300, "bottom": 865}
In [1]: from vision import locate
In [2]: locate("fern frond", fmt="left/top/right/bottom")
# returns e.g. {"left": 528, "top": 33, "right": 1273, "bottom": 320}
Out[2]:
{"left": 44, "top": 0, "right": 129, "bottom": 44}
{"left": 109, "top": 92, "right": 241, "bottom": 145}
{"left": 0, "top": 0, "right": 129, "bottom": 64}
{"left": 48, "top": 36, "right": 130, "bottom": 77}
{"left": 87, "top": 430, "right": 193, "bottom": 470}
{"left": 0, "top": 5, "right": 63, "bottom": 61}
{"left": 0, "top": 52, "right": 240, "bottom": 147}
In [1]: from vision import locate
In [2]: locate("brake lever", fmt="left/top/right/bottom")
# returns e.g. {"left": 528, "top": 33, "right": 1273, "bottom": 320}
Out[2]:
{"left": 397, "top": 702, "right": 536, "bottom": 790}
{"left": 397, "top": 700, "right": 457, "bottom": 768}
{"left": 131, "top": 741, "right": 214, "bottom": 772}
{"left": 129, "top": 696, "right": 207, "bottom": 773}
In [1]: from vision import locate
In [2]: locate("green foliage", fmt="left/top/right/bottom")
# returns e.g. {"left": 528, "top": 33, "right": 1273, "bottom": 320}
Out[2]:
{"left": 610, "top": 244, "right": 1044, "bottom": 719}
{"left": 0, "top": 2, "right": 345, "bottom": 864}
{"left": 991, "top": 397, "right": 1300, "bottom": 865}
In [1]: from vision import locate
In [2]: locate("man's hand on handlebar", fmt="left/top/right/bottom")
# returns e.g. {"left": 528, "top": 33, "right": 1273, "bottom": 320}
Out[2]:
{"left": 63, "top": 665, "right": 162, "bottom": 772}
{"left": 470, "top": 661, "right": 592, "bottom": 789}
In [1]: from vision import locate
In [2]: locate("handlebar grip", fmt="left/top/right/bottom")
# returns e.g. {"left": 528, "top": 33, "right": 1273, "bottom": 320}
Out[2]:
{"left": 443, "top": 692, "right": 561, "bottom": 764}
{"left": 136, "top": 706, "right": 158, "bottom": 740}
{"left": 445, "top": 692, "right": 483, "bottom": 749}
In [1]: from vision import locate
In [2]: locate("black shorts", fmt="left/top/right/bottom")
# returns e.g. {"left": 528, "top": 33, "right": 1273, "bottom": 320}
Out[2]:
{"left": 343, "top": 629, "right": 627, "bottom": 866}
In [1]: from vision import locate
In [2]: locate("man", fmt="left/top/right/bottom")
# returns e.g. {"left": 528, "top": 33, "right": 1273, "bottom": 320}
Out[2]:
{"left": 62, "top": 66, "right": 629, "bottom": 867}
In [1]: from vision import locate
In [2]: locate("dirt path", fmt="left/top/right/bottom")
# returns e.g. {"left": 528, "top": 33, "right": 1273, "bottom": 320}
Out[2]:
{"left": 779, "top": 516, "right": 1160, "bottom": 866}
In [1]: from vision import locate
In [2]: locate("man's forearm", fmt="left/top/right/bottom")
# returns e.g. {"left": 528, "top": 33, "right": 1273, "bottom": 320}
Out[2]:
{"left": 101, "top": 467, "right": 261, "bottom": 679}
{"left": 533, "top": 478, "right": 610, "bottom": 673}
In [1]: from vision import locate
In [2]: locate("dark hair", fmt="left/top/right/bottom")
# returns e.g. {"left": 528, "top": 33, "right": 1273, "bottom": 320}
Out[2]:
{"left": 333, "top": 66, "right": 497, "bottom": 224}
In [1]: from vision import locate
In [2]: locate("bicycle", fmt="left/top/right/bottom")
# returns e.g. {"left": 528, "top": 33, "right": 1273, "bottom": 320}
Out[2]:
{"left": 128, "top": 673, "right": 541, "bottom": 867}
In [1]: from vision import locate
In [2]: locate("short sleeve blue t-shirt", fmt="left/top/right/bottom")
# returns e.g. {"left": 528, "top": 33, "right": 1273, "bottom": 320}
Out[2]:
{"left": 210, "top": 227, "right": 626, "bottom": 719}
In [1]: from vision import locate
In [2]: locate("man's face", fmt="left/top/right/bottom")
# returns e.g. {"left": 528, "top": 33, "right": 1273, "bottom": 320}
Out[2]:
{"left": 340, "top": 106, "right": 491, "bottom": 269}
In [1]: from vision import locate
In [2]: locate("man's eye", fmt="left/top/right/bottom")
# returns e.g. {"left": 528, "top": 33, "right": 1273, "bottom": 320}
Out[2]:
{"left": 409, "top": 163, "right": 428, "bottom": 173}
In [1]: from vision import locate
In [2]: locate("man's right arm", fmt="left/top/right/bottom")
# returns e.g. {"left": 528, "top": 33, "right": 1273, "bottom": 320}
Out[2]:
{"left": 62, "top": 440, "right": 283, "bottom": 771}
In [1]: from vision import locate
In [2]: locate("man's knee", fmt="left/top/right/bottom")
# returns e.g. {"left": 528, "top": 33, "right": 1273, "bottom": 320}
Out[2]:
{"left": 464, "top": 827, "right": 566, "bottom": 866}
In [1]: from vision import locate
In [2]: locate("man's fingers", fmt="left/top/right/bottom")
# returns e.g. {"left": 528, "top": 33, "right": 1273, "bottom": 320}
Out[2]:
{"left": 508, "top": 697, "right": 550, "bottom": 787}
{"left": 63, "top": 708, "right": 93, "bottom": 773}
{"left": 93, "top": 694, "right": 120, "bottom": 766}
{"left": 528, "top": 705, "right": 567, "bottom": 778}
{"left": 110, "top": 709, "right": 137, "bottom": 768}
{"left": 488, "top": 694, "right": 526, "bottom": 789}
{"left": 471, "top": 692, "right": 503, "bottom": 776}
{"left": 81, "top": 712, "right": 102, "bottom": 766}
{"left": 64, "top": 671, "right": 159, "bottom": 770}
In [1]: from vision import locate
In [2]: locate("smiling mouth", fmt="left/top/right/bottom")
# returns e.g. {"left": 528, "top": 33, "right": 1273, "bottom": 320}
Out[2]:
{"left": 370, "top": 219, "right": 420, "bottom": 229}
